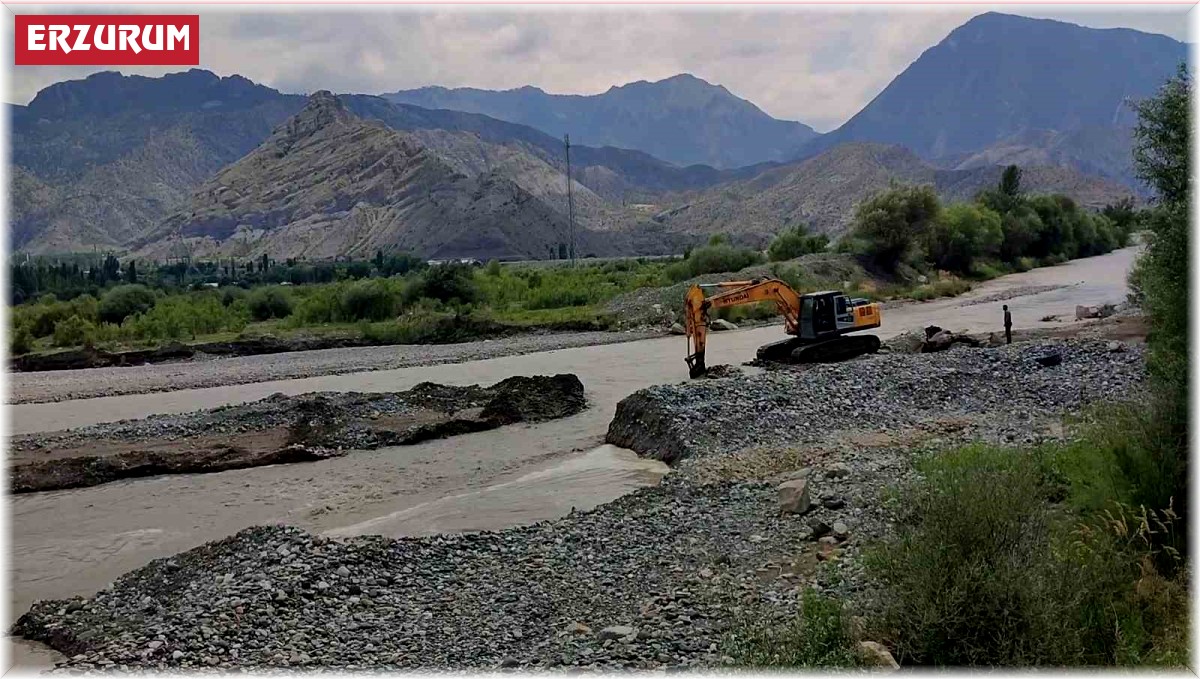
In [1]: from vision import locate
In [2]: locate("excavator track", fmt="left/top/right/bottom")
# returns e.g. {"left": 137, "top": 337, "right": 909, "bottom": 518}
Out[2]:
{"left": 756, "top": 335, "right": 881, "bottom": 366}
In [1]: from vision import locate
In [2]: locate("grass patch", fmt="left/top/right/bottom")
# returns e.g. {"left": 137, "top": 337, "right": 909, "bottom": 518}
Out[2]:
{"left": 722, "top": 589, "right": 862, "bottom": 668}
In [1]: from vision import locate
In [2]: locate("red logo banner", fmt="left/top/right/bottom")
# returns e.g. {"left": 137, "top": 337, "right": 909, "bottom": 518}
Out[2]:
{"left": 14, "top": 15, "right": 199, "bottom": 66}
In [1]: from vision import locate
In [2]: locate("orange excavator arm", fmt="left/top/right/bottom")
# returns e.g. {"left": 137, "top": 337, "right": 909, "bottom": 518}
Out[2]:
{"left": 684, "top": 278, "right": 804, "bottom": 378}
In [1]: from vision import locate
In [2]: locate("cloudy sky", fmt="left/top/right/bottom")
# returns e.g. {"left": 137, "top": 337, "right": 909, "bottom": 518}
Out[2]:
{"left": 6, "top": 5, "right": 1191, "bottom": 131}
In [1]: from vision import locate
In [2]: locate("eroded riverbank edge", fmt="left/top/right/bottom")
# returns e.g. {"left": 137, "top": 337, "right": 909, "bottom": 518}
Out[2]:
{"left": 11, "top": 375, "right": 586, "bottom": 494}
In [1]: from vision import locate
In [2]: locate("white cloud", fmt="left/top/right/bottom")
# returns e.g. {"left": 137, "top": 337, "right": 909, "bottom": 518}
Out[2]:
{"left": 6, "top": 5, "right": 1188, "bottom": 132}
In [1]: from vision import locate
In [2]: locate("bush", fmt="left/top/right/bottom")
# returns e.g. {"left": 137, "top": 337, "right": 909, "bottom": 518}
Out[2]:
{"left": 410, "top": 264, "right": 479, "bottom": 305}
{"left": 722, "top": 589, "right": 861, "bottom": 667}
{"left": 52, "top": 315, "right": 96, "bottom": 348}
{"left": 11, "top": 324, "right": 33, "bottom": 355}
{"left": 923, "top": 203, "right": 1002, "bottom": 273}
{"left": 220, "top": 287, "right": 246, "bottom": 307}
{"left": 907, "top": 277, "right": 971, "bottom": 301}
{"left": 849, "top": 185, "right": 941, "bottom": 272}
{"left": 868, "top": 444, "right": 1185, "bottom": 666}
{"left": 246, "top": 287, "right": 294, "bottom": 321}
{"left": 122, "top": 294, "right": 249, "bottom": 341}
{"left": 98, "top": 284, "right": 157, "bottom": 325}
{"left": 339, "top": 279, "right": 398, "bottom": 322}
{"left": 666, "top": 244, "right": 765, "bottom": 282}
{"left": 768, "top": 224, "right": 829, "bottom": 261}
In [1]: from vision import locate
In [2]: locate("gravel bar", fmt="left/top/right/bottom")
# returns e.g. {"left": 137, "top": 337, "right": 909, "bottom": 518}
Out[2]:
{"left": 607, "top": 338, "right": 1145, "bottom": 463}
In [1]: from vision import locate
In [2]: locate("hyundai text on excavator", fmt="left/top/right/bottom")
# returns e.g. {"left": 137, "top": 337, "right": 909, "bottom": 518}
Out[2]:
{"left": 684, "top": 278, "right": 882, "bottom": 378}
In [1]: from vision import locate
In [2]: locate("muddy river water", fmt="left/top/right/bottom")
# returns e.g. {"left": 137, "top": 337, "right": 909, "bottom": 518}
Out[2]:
{"left": 5, "top": 247, "right": 1137, "bottom": 668}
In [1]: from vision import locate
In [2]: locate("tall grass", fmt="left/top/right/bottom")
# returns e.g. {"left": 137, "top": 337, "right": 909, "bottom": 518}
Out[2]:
{"left": 866, "top": 441, "right": 1188, "bottom": 667}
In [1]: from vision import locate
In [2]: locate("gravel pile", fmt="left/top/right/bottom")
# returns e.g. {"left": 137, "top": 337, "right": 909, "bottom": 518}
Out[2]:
{"left": 607, "top": 339, "right": 1145, "bottom": 463}
{"left": 10, "top": 387, "right": 478, "bottom": 452}
{"left": 13, "top": 377, "right": 585, "bottom": 452}
{"left": 16, "top": 481, "right": 822, "bottom": 672}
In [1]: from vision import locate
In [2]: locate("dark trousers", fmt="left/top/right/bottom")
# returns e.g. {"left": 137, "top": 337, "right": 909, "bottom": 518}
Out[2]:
{"left": 1005, "top": 326, "right": 1012, "bottom": 344}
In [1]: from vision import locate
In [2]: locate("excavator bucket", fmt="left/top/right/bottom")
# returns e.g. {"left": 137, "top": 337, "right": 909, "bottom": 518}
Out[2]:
{"left": 685, "top": 352, "right": 706, "bottom": 379}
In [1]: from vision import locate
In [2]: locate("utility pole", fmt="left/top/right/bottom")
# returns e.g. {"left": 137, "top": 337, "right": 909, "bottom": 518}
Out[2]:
{"left": 564, "top": 133, "right": 576, "bottom": 266}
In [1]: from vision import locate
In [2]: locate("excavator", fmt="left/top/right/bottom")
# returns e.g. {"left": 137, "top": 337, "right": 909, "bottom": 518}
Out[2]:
{"left": 684, "top": 278, "right": 882, "bottom": 378}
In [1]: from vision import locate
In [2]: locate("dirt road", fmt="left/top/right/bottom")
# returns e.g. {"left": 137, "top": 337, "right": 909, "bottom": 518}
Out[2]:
{"left": 5, "top": 247, "right": 1138, "bottom": 638}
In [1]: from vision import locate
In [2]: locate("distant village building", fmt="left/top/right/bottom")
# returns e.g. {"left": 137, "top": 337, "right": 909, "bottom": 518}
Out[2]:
{"left": 426, "top": 258, "right": 483, "bottom": 267}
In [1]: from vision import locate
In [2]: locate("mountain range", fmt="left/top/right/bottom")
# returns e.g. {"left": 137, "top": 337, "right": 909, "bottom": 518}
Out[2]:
{"left": 9, "top": 12, "right": 1179, "bottom": 259}
{"left": 134, "top": 92, "right": 642, "bottom": 261}
{"left": 384, "top": 74, "right": 817, "bottom": 169}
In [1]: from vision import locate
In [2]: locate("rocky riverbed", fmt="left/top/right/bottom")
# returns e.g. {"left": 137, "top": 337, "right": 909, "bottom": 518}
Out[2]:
{"left": 12, "top": 336, "right": 1148, "bottom": 672}
{"left": 11, "top": 374, "right": 586, "bottom": 493}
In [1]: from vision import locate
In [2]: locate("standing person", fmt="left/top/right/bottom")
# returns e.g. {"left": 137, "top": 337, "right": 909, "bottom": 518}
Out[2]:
{"left": 1003, "top": 304, "right": 1013, "bottom": 345}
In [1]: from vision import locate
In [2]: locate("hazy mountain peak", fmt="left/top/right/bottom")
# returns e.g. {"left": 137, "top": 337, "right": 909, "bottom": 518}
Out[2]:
{"left": 798, "top": 12, "right": 1185, "bottom": 162}
{"left": 385, "top": 72, "right": 816, "bottom": 168}
{"left": 24, "top": 68, "right": 285, "bottom": 120}
{"left": 269, "top": 91, "right": 360, "bottom": 155}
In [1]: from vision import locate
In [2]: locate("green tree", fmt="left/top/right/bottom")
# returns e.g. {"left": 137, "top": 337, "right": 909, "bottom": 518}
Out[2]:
{"left": 1126, "top": 63, "right": 1191, "bottom": 532}
{"left": 246, "top": 287, "right": 294, "bottom": 321}
{"left": 997, "top": 206, "right": 1043, "bottom": 262}
{"left": 849, "top": 185, "right": 942, "bottom": 272}
{"left": 1134, "top": 64, "right": 1190, "bottom": 206}
{"left": 52, "top": 315, "right": 96, "bottom": 348}
{"left": 98, "top": 284, "right": 157, "bottom": 325}
{"left": 1101, "top": 197, "right": 1139, "bottom": 242}
{"left": 999, "top": 164, "right": 1023, "bottom": 198}
{"left": 923, "top": 203, "right": 1003, "bottom": 273}
{"left": 768, "top": 224, "right": 830, "bottom": 262}
{"left": 412, "top": 263, "right": 479, "bottom": 305}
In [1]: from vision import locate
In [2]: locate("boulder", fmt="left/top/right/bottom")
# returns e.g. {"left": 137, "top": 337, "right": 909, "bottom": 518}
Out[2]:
{"left": 858, "top": 641, "right": 900, "bottom": 670}
{"left": 669, "top": 322, "right": 686, "bottom": 336}
{"left": 565, "top": 622, "right": 591, "bottom": 635}
{"left": 777, "top": 479, "right": 811, "bottom": 515}
{"left": 772, "top": 468, "right": 811, "bottom": 484}
{"left": 1076, "top": 305, "right": 1102, "bottom": 321}
{"left": 920, "top": 327, "right": 982, "bottom": 353}
{"left": 598, "top": 625, "right": 636, "bottom": 641}
{"left": 1107, "top": 341, "right": 1125, "bottom": 353}
{"left": 710, "top": 319, "right": 738, "bottom": 331}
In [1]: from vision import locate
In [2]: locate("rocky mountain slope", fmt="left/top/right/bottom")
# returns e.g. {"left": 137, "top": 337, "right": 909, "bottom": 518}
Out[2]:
{"left": 11, "top": 70, "right": 304, "bottom": 253}
{"left": 133, "top": 92, "right": 650, "bottom": 261}
{"left": 385, "top": 73, "right": 817, "bottom": 169}
{"left": 796, "top": 13, "right": 1184, "bottom": 183}
{"left": 651, "top": 142, "right": 1133, "bottom": 244}
{"left": 12, "top": 71, "right": 755, "bottom": 254}
{"left": 948, "top": 126, "right": 1138, "bottom": 188}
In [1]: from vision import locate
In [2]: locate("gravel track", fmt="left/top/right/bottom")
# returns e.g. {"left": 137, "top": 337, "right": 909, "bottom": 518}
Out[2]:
{"left": 8, "top": 330, "right": 659, "bottom": 405}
